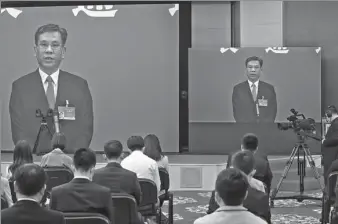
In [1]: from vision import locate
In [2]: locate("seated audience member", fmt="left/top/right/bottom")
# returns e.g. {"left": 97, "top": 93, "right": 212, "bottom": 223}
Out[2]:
{"left": 227, "top": 133, "right": 273, "bottom": 194}
{"left": 121, "top": 136, "right": 161, "bottom": 193}
{"left": 120, "top": 148, "right": 132, "bottom": 161}
{"left": 143, "top": 134, "right": 169, "bottom": 171}
{"left": 1, "top": 176, "right": 13, "bottom": 207}
{"left": 208, "top": 150, "right": 271, "bottom": 223}
{"left": 1, "top": 164, "right": 65, "bottom": 224}
{"left": 93, "top": 140, "right": 142, "bottom": 205}
{"left": 195, "top": 168, "right": 267, "bottom": 224}
{"left": 40, "top": 132, "right": 72, "bottom": 169}
{"left": 7, "top": 140, "right": 33, "bottom": 180}
{"left": 50, "top": 148, "right": 114, "bottom": 222}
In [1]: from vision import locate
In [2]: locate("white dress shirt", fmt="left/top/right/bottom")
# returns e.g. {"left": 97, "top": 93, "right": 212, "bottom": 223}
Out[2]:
{"left": 121, "top": 150, "right": 161, "bottom": 194}
{"left": 39, "top": 68, "right": 59, "bottom": 98}
{"left": 248, "top": 80, "right": 259, "bottom": 93}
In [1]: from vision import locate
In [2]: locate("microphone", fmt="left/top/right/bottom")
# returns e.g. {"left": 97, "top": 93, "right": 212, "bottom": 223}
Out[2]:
{"left": 53, "top": 109, "right": 60, "bottom": 133}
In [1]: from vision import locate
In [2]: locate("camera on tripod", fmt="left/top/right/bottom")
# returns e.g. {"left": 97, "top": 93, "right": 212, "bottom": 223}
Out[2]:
{"left": 277, "top": 109, "right": 320, "bottom": 140}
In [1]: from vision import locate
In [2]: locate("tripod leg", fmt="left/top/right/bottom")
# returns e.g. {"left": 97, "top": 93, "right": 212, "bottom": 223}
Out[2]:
{"left": 32, "top": 126, "right": 43, "bottom": 154}
{"left": 270, "top": 146, "right": 299, "bottom": 207}
{"left": 303, "top": 146, "right": 325, "bottom": 191}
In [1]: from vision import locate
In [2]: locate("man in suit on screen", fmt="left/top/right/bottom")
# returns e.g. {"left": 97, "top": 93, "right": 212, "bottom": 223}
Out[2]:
{"left": 232, "top": 56, "right": 277, "bottom": 123}
{"left": 9, "top": 24, "right": 93, "bottom": 154}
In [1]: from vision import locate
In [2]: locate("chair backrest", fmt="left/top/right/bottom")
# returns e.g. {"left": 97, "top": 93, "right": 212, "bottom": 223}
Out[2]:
{"left": 63, "top": 212, "right": 111, "bottom": 224}
{"left": 159, "top": 168, "right": 170, "bottom": 191}
{"left": 138, "top": 178, "right": 158, "bottom": 206}
{"left": 111, "top": 193, "right": 139, "bottom": 224}
{"left": 1, "top": 195, "right": 8, "bottom": 210}
{"left": 43, "top": 166, "right": 74, "bottom": 192}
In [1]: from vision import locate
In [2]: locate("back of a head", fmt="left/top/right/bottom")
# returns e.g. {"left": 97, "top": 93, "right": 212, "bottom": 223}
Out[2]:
{"left": 14, "top": 163, "right": 47, "bottom": 197}
{"left": 143, "top": 134, "right": 162, "bottom": 161}
{"left": 216, "top": 168, "right": 249, "bottom": 206}
{"left": 104, "top": 140, "right": 123, "bottom": 159}
{"left": 51, "top": 132, "right": 67, "bottom": 151}
{"left": 231, "top": 150, "right": 255, "bottom": 175}
{"left": 73, "top": 148, "right": 96, "bottom": 172}
{"left": 127, "top": 136, "right": 144, "bottom": 151}
{"left": 241, "top": 133, "right": 258, "bottom": 152}
{"left": 10, "top": 140, "right": 33, "bottom": 174}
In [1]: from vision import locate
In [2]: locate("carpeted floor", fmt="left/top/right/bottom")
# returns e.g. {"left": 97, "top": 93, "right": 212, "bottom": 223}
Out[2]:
{"left": 161, "top": 190, "right": 323, "bottom": 224}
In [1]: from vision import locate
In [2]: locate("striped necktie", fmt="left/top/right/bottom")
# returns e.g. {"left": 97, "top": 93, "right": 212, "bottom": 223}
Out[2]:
{"left": 251, "top": 83, "right": 257, "bottom": 102}
{"left": 46, "top": 75, "right": 55, "bottom": 109}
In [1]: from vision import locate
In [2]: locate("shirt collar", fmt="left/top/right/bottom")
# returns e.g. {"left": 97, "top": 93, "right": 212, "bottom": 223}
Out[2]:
{"left": 39, "top": 68, "right": 59, "bottom": 85}
{"left": 248, "top": 79, "right": 259, "bottom": 87}
{"left": 216, "top": 205, "right": 247, "bottom": 212}
{"left": 17, "top": 198, "right": 39, "bottom": 203}
{"left": 73, "top": 175, "right": 91, "bottom": 181}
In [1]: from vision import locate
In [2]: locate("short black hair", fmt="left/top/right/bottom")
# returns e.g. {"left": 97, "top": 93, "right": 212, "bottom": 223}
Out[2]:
{"left": 245, "top": 56, "right": 263, "bottom": 68}
{"left": 127, "top": 136, "right": 144, "bottom": 151}
{"left": 241, "top": 133, "right": 259, "bottom": 151}
{"left": 231, "top": 150, "right": 255, "bottom": 175}
{"left": 35, "top": 24, "right": 68, "bottom": 46}
{"left": 51, "top": 132, "right": 67, "bottom": 151}
{"left": 73, "top": 148, "right": 96, "bottom": 172}
{"left": 14, "top": 163, "right": 47, "bottom": 196}
{"left": 215, "top": 168, "right": 249, "bottom": 206}
{"left": 104, "top": 140, "right": 123, "bottom": 159}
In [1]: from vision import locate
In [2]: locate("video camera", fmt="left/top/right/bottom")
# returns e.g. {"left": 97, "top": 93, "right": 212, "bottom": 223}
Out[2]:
{"left": 277, "top": 109, "right": 320, "bottom": 141}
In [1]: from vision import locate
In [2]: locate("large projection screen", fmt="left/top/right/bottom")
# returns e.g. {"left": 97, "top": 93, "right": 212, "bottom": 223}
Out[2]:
{"left": 0, "top": 5, "right": 179, "bottom": 152}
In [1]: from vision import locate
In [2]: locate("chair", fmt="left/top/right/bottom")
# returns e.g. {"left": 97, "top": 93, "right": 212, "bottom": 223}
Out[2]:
{"left": 1, "top": 195, "right": 8, "bottom": 210}
{"left": 322, "top": 171, "right": 338, "bottom": 224}
{"left": 41, "top": 166, "right": 74, "bottom": 205}
{"left": 63, "top": 212, "right": 111, "bottom": 224}
{"left": 138, "top": 178, "right": 160, "bottom": 222}
{"left": 159, "top": 168, "right": 174, "bottom": 224}
{"left": 111, "top": 193, "right": 140, "bottom": 224}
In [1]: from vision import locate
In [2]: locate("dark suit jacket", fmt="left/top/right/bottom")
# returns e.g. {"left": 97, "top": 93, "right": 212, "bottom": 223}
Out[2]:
{"left": 226, "top": 150, "right": 273, "bottom": 193}
{"left": 50, "top": 178, "right": 114, "bottom": 222}
{"left": 9, "top": 69, "right": 93, "bottom": 153}
{"left": 207, "top": 188, "right": 271, "bottom": 224}
{"left": 1, "top": 200, "right": 65, "bottom": 224}
{"left": 323, "top": 118, "right": 338, "bottom": 179}
{"left": 93, "top": 162, "right": 142, "bottom": 205}
{"left": 232, "top": 80, "right": 277, "bottom": 123}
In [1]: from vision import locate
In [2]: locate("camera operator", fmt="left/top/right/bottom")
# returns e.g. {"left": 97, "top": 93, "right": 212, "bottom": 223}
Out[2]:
{"left": 322, "top": 105, "right": 338, "bottom": 200}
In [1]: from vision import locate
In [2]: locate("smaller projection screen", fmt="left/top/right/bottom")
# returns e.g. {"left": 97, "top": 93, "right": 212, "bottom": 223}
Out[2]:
{"left": 189, "top": 47, "right": 321, "bottom": 123}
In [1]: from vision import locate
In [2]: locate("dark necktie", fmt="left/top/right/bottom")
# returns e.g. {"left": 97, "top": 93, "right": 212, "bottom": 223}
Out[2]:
{"left": 46, "top": 76, "right": 55, "bottom": 109}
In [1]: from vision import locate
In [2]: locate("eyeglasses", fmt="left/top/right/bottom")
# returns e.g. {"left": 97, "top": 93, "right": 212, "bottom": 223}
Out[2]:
{"left": 38, "top": 43, "right": 62, "bottom": 51}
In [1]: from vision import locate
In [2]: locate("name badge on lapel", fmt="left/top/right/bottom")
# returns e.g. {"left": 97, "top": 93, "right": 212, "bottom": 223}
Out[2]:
{"left": 258, "top": 96, "right": 268, "bottom": 107}
{"left": 58, "top": 100, "right": 76, "bottom": 120}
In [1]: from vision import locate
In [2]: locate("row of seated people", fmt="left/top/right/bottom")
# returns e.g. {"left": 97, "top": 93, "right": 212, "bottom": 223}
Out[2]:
{"left": 1, "top": 133, "right": 171, "bottom": 224}
{"left": 196, "top": 133, "right": 273, "bottom": 224}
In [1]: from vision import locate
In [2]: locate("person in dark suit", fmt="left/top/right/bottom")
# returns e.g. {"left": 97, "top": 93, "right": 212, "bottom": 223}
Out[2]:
{"left": 9, "top": 24, "right": 93, "bottom": 154}
{"left": 322, "top": 106, "right": 338, "bottom": 201}
{"left": 232, "top": 56, "right": 277, "bottom": 123}
{"left": 1, "top": 163, "right": 65, "bottom": 224}
{"left": 208, "top": 151, "right": 271, "bottom": 223}
{"left": 226, "top": 133, "right": 273, "bottom": 195}
{"left": 50, "top": 148, "right": 114, "bottom": 222}
{"left": 93, "top": 140, "right": 142, "bottom": 205}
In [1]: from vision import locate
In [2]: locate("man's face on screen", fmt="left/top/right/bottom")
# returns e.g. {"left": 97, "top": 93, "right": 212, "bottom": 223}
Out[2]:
{"left": 34, "top": 32, "right": 65, "bottom": 73}
{"left": 246, "top": 60, "right": 261, "bottom": 82}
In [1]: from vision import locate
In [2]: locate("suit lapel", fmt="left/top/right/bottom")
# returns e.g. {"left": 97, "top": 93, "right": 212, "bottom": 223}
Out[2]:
{"left": 245, "top": 81, "right": 255, "bottom": 103}
{"left": 33, "top": 69, "right": 50, "bottom": 111}
{"left": 55, "top": 70, "right": 66, "bottom": 108}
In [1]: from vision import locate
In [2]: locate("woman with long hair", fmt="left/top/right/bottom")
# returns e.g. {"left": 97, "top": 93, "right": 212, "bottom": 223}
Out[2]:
{"left": 143, "top": 134, "right": 169, "bottom": 171}
{"left": 7, "top": 140, "right": 33, "bottom": 180}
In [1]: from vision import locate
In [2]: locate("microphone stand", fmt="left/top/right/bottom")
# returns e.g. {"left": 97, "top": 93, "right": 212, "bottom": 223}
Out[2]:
{"left": 32, "top": 109, "right": 53, "bottom": 155}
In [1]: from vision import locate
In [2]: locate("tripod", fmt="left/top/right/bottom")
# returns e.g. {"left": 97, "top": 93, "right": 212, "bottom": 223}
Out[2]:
{"left": 32, "top": 115, "right": 53, "bottom": 156}
{"left": 270, "top": 134, "right": 325, "bottom": 207}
